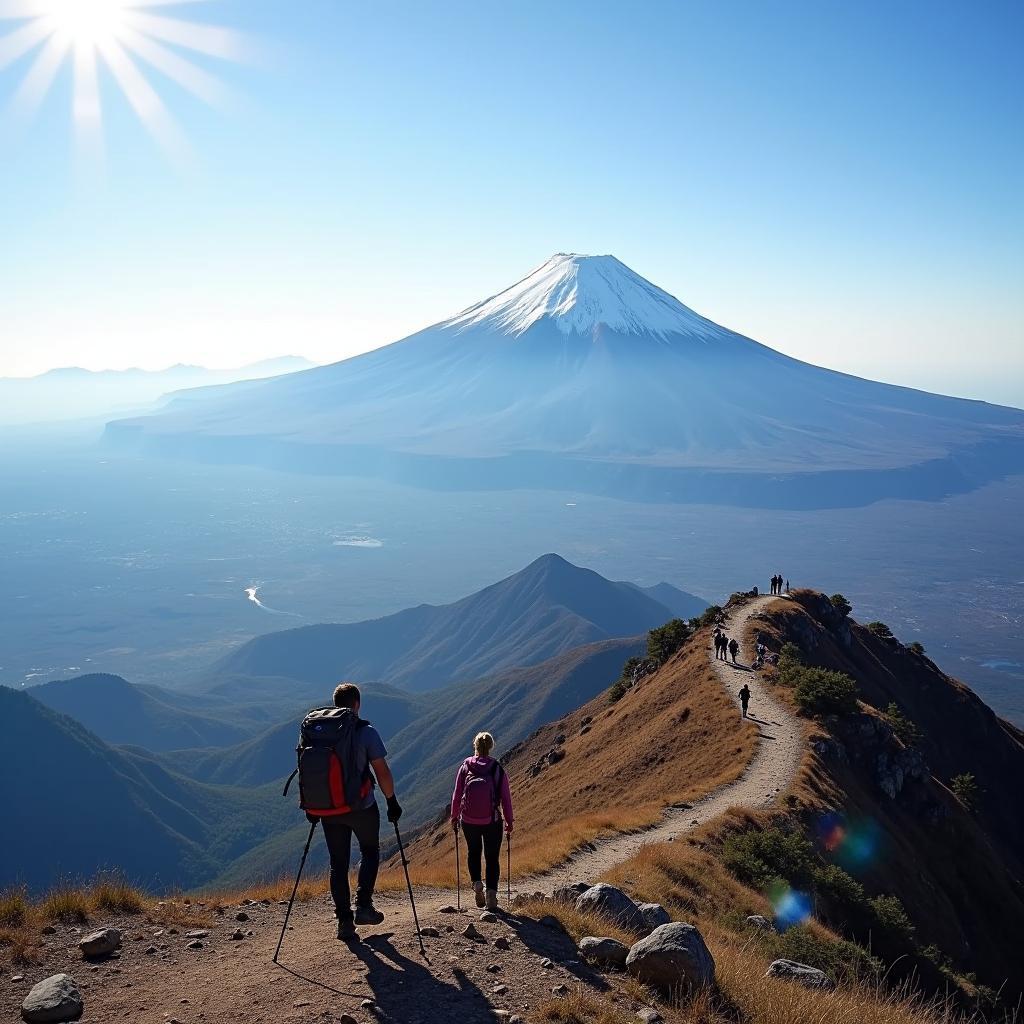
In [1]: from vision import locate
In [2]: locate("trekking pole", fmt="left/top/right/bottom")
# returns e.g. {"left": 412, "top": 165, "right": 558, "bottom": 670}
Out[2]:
{"left": 505, "top": 832, "right": 511, "bottom": 907}
{"left": 455, "top": 826, "right": 462, "bottom": 912}
{"left": 273, "top": 818, "right": 317, "bottom": 964}
{"left": 393, "top": 822, "right": 427, "bottom": 958}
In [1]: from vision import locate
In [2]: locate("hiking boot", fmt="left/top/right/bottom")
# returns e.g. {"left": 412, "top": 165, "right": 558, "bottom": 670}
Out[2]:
{"left": 485, "top": 888, "right": 499, "bottom": 911}
{"left": 354, "top": 904, "right": 385, "bottom": 926}
{"left": 473, "top": 881, "right": 485, "bottom": 908}
{"left": 337, "top": 919, "right": 358, "bottom": 942}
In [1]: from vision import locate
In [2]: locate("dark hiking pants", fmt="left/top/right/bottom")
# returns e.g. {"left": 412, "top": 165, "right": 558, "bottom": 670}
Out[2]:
{"left": 463, "top": 820, "right": 503, "bottom": 891}
{"left": 322, "top": 804, "right": 380, "bottom": 920}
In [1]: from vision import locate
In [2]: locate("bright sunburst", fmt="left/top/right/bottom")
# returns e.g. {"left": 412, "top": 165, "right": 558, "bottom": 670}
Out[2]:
{"left": 0, "top": 0, "right": 245, "bottom": 159}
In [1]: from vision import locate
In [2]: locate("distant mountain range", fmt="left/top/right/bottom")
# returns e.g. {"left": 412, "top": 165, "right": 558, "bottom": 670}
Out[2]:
{"left": 105, "top": 253, "right": 1024, "bottom": 508}
{"left": 208, "top": 552, "right": 706, "bottom": 691}
{"left": 0, "top": 356, "right": 314, "bottom": 425}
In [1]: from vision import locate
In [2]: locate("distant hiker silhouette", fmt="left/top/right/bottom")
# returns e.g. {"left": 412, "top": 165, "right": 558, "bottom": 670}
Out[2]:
{"left": 729, "top": 637, "right": 739, "bottom": 663}
{"left": 739, "top": 684, "right": 751, "bottom": 718}
{"left": 451, "top": 732, "right": 514, "bottom": 912}
{"left": 785, "top": 579, "right": 790, "bottom": 593}
{"left": 287, "top": 682, "right": 402, "bottom": 942}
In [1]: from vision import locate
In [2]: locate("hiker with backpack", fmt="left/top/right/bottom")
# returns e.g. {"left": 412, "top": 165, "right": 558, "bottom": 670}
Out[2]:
{"left": 728, "top": 636, "right": 740, "bottom": 663}
{"left": 285, "top": 682, "right": 402, "bottom": 942}
{"left": 450, "top": 732, "right": 514, "bottom": 911}
{"left": 738, "top": 683, "right": 751, "bottom": 718}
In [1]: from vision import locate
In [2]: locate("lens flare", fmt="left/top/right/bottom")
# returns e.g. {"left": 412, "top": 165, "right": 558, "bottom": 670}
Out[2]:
{"left": 0, "top": 0, "right": 247, "bottom": 161}
{"left": 815, "top": 812, "right": 881, "bottom": 869}
{"left": 768, "top": 880, "right": 812, "bottom": 931}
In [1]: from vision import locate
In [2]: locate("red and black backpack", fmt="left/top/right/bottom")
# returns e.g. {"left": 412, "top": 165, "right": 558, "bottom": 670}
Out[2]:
{"left": 283, "top": 707, "right": 372, "bottom": 817}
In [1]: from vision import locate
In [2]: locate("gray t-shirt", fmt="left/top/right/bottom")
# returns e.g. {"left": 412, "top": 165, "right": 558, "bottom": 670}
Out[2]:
{"left": 354, "top": 723, "right": 388, "bottom": 811}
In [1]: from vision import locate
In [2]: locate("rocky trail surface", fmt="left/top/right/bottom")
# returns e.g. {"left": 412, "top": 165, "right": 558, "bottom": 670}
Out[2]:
{"left": 3, "top": 596, "right": 805, "bottom": 1024}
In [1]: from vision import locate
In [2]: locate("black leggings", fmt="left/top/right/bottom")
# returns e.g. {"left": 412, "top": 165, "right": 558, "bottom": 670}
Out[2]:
{"left": 321, "top": 804, "right": 380, "bottom": 920}
{"left": 462, "top": 820, "right": 503, "bottom": 890}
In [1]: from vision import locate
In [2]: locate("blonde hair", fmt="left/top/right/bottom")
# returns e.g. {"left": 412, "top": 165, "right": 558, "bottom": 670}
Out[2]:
{"left": 473, "top": 732, "right": 494, "bottom": 756}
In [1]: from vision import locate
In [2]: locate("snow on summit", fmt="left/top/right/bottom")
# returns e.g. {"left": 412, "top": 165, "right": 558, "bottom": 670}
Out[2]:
{"left": 445, "top": 253, "right": 718, "bottom": 339}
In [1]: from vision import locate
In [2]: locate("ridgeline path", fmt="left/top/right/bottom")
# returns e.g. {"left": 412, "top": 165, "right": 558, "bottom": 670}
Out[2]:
{"left": 522, "top": 593, "right": 805, "bottom": 891}
{"left": 2, "top": 596, "right": 807, "bottom": 1024}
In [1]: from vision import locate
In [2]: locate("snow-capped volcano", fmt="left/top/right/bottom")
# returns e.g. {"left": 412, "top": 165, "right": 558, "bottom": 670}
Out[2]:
{"left": 445, "top": 253, "right": 718, "bottom": 340}
{"left": 106, "top": 253, "right": 1024, "bottom": 509}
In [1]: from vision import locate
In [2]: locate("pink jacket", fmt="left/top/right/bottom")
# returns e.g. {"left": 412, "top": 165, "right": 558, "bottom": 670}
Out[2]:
{"left": 450, "top": 755, "right": 514, "bottom": 827}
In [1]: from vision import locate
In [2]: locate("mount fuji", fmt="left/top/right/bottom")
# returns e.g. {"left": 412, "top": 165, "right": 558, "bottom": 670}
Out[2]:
{"left": 106, "top": 253, "right": 1024, "bottom": 508}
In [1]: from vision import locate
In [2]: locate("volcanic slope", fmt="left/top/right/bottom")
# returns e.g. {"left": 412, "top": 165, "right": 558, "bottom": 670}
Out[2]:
{"left": 107, "top": 253, "right": 1024, "bottom": 507}
{"left": 210, "top": 553, "right": 702, "bottom": 691}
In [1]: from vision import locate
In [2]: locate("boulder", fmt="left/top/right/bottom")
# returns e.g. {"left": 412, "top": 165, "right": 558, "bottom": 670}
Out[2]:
{"left": 553, "top": 882, "right": 591, "bottom": 904}
{"left": 745, "top": 915, "right": 775, "bottom": 932}
{"left": 625, "top": 922, "right": 715, "bottom": 990}
{"left": 480, "top": 911, "right": 497, "bottom": 923}
{"left": 636, "top": 903, "right": 671, "bottom": 933}
{"left": 765, "top": 959, "right": 834, "bottom": 989}
{"left": 636, "top": 1010, "right": 663, "bottom": 1024}
{"left": 420, "top": 927, "right": 440, "bottom": 938}
{"left": 578, "top": 936, "right": 629, "bottom": 968}
{"left": 538, "top": 914, "right": 567, "bottom": 933}
{"left": 78, "top": 928, "right": 121, "bottom": 959}
{"left": 575, "top": 884, "right": 644, "bottom": 932}
{"left": 20, "top": 974, "right": 83, "bottom": 1023}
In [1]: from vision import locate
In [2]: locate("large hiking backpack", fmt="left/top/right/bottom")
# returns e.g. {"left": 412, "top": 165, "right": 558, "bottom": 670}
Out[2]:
{"left": 283, "top": 707, "right": 372, "bottom": 817}
{"left": 459, "top": 759, "right": 504, "bottom": 824}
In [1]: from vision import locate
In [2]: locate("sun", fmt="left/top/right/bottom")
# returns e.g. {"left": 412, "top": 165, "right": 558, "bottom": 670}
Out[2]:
{"left": 0, "top": 0, "right": 246, "bottom": 160}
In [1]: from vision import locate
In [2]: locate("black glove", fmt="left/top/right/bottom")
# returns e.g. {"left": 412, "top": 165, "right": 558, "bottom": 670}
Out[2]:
{"left": 386, "top": 794, "right": 403, "bottom": 823}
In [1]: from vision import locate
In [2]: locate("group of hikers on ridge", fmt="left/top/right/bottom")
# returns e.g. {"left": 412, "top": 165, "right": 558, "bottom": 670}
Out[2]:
{"left": 713, "top": 627, "right": 739, "bottom": 663}
{"left": 288, "top": 682, "right": 515, "bottom": 941}
{"left": 770, "top": 573, "right": 789, "bottom": 595}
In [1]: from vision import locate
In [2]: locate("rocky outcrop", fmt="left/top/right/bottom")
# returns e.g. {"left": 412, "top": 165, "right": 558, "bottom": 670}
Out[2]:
{"left": 832, "top": 714, "right": 927, "bottom": 799}
{"left": 765, "top": 958, "right": 834, "bottom": 989}
{"left": 624, "top": 922, "right": 715, "bottom": 990}
{"left": 20, "top": 974, "right": 83, "bottom": 1022}
{"left": 745, "top": 915, "right": 775, "bottom": 932}
{"left": 636, "top": 903, "right": 671, "bottom": 933}
{"left": 578, "top": 936, "right": 629, "bottom": 968}
{"left": 553, "top": 882, "right": 591, "bottom": 904}
{"left": 575, "top": 884, "right": 644, "bottom": 933}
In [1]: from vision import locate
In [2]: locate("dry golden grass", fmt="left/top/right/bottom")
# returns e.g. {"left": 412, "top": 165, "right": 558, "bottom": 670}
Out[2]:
{"left": 39, "top": 882, "right": 91, "bottom": 924}
{"left": 530, "top": 988, "right": 631, "bottom": 1024}
{"left": 0, "top": 887, "right": 28, "bottom": 929}
{"left": 91, "top": 876, "right": 144, "bottom": 915}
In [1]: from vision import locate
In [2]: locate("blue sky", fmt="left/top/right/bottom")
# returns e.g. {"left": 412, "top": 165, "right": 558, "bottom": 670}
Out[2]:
{"left": 1, "top": 0, "right": 1021, "bottom": 406}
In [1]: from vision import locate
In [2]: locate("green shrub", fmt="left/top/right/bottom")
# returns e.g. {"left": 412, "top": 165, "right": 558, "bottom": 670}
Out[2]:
{"left": 884, "top": 702, "right": 921, "bottom": 746}
{"left": 830, "top": 593, "right": 852, "bottom": 618}
{"left": 607, "top": 679, "right": 629, "bottom": 704}
{"left": 812, "top": 863, "right": 866, "bottom": 916}
{"left": 866, "top": 621, "right": 895, "bottom": 642}
{"left": 869, "top": 894, "right": 915, "bottom": 944}
{"left": 792, "top": 667, "right": 859, "bottom": 716}
{"left": 950, "top": 772, "right": 978, "bottom": 809}
{"left": 767, "top": 925, "right": 883, "bottom": 985}
{"left": 646, "top": 618, "right": 691, "bottom": 665}
{"left": 776, "top": 643, "right": 805, "bottom": 680}
{"left": 908, "top": 640, "right": 926, "bottom": 655}
{"left": 692, "top": 605, "right": 722, "bottom": 629}
{"left": 722, "top": 828, "right": 816, "bottom": 889}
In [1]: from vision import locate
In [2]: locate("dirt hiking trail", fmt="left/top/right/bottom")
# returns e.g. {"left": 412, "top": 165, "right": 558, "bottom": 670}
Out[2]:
{"left": 2, "top": 596, "right": 806, "bottom": 1024}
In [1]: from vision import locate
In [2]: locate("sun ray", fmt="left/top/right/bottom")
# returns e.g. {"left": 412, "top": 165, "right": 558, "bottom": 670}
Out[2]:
{"left": 95, "top": 32, "right": 189, "bottom": 161}
{"left": 119, "top": 10, "right": 244, "bottom": 61}
{"left": 8, "top": 27, "right": 67, "bottom": 118}
{"left": 117, "top": 24, "right": 229, "bottom": 108}
{"left": 0, "top": 17, "right": 51, "bottom": 70}
{"left": 73, "top": 38, "right": 102, "bottom": 160}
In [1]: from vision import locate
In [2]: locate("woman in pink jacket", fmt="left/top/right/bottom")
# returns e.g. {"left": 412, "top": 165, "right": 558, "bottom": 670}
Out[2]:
{"left": 450, "top": 731, "right": 514, "bottom": 910}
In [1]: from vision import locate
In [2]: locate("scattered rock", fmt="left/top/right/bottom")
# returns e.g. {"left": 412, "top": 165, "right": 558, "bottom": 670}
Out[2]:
{"left": 637, "top": 903, "right": 671, "bottom": 934}
{"left": 636, "top": 1009, "right": 663, "bottom": 1024}
{"left": 145, "top": 945, "right": 157, "bottom": 955}
{"left": 552, "top": 984, "right": 569, "bottom": 996}
{"left": 186, "top": 940, "right": 204, "bottom": 950}
{"left": 578, "top": 936, "right": 629, "bottom": 968}
{"left": 765, "top": 959, "right": 834, "bottom": 989}
{"left": 745, "top": 915, "right": 775, "bottom": 932}
{"left": 231, "top": 929, "right": 244, "bottom": 941}
{"left": 20, "top": 973, "right": 83, "bottom": 1023}
{"left": 40, "top": 926, "right": 57, "bottom": 936}
{"left": 493, "top": 984, "right": 508, "bottom": 995}
{"left": 420, "top": 926, "right": 440, "bottom": 937}
{"left": 360, "top": 998, "right": 375, "bottom": 1008}
{"left": 487, "top": 963, "right": 502, "bottom": 973}
{"left": 439, "top": 905, "right": 458, "bottom": 914}
{"left": 540, "top": 958, "right": 554, "bottom": 969}
{"left": 11, "top": 974, "right": 24, "bottom": 982}
{"left": 338, "top": 1016, "right": 357, "bottom": 1024}
{"left": 462, "top": 923, "right": 484, "bottom": 941}
{"left": 625, "top": 922, "right": 715, "bottom": 991}
{"left": 79, "top": 928, "right": 122, "bottom": 959}
{"left": 493, "top": 936, "right": 510, "bottom": 950}
{"left": 553, "top": 882, "right": 590, "bottom": 904}
{"left": 480, "top": 911, "right": 498, "bottom": 923}
{"left": 184, "top": 930, "right": 208, "bottom": 939}
{"left": 234, "top": 911, "right": 249, "bottom": 922}
{"left": 575, "top": 884, "right": 644, "bottom": 932}
{"left": 538, "top": 915, "right": 567, "bottom": 933}
{"left": 493, "top": 1013, "right": 512, "bottom": 1022}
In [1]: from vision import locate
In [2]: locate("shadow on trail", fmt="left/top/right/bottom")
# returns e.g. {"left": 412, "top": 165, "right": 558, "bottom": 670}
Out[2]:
{"left": 271, "top": 959, "right": 365, "bottom": 1000}
{"left": 500, "top": 911, "right": 611, "bottom": 991}
{"left": 352, "top": 931, "right": 497, "bottom": 1022}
